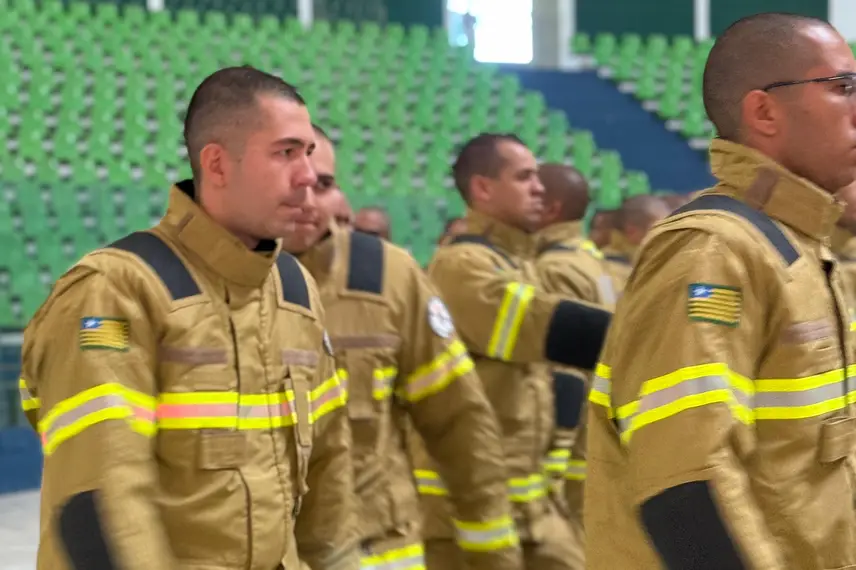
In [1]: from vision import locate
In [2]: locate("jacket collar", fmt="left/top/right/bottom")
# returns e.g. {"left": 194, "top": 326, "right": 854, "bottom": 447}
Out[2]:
{"left": 464, "top": 209, "right": 538, "bottom": 258}
{"left": 709, "top": 139, "right": 842, "bottom": 243}
{"left": 160, "top": 180, "right": 279, "bottom": 288}
{"left": 538, "top": 220, "right": 584, "bottom": 245}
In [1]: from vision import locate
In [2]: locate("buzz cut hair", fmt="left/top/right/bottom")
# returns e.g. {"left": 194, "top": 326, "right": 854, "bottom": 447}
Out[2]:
{"left": 183, "top": 65, "right": 306, "bottom": 181}
{"left": 702, "top": 12, "right": 833, "bottom": 141}
{"left": 452, "top": 132, "right": 527, "bottom": 202}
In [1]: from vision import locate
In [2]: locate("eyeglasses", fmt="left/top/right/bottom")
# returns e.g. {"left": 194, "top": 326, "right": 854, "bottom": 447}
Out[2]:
{"left": 760, "top": 72, "right": 856, "bottom": 93}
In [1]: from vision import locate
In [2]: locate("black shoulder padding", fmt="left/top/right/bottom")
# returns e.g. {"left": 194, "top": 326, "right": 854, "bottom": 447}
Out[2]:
{"left": 553, "top": 371, "right": 586, "bottom": 429}
{"left": 448, "top": 234, "right": 516, "bottom": 268}
{"left": 604, "top": 254, "right": 631, "bottom": 265}
{"left": 58, "top": 491, "right": 118, "bottom": 570}
{"left": 545, "top": 300, "right": 610, "bottom": 370}
{"left": 347, "top": 231, "right": 384, "bottom": 294}
{"left": 109, "top": 232, "right": 200, "bottom": 300}
{"left": 275, "top": 253, "right": 311, "bottom": 309}
{"left": 672, "top": 194, "right": 799, "bottom": 266}
{"left": 641, "top": 481, "right": 747, "bottom": 570}
{"left": 538, "top": 242, "right": 576, "bottom": 256}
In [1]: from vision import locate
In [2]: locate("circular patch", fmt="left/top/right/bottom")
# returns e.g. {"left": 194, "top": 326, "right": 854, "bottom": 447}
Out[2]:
{"left": 323, "top": 331, "right": 334, "bottom": 356}
{"left": 427, "top": 296, "right": 455, "bottom": 339}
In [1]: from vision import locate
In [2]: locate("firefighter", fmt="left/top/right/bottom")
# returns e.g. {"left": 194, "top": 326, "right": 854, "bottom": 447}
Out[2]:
{"left": 533, "top": 163, "right": 617, "bottom": 568}
{"left": 586, "top": 14, "right": 856, "bottom": 569}
{"left": 415, "top": 133, "right": 611, "bottom": 570}
{"left": 588, "top": 209, "right": 617, "bottom": 251}
{"left": 438, "top": 217, "right": 468, "bottom": 247}
{"left": 601, "top": 195, "right": 670, "bottom": 293}
{"left": 282, "top": 124, "right": 522, "bottom": 570}
{"left": 18, "top": 67, "right": 358, "bottom": 570}
{"left": 354, "top": 206, "right": 392, "bottom": 241}
{"left": 661, "top": 193, "right": 691, "bottom": 213}
{"left": 330, "top": 187, "right": 355, "bottom": 228}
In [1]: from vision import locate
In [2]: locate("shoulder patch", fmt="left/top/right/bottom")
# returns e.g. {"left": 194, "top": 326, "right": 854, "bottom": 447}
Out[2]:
{"left": 687, "top": 283, "right": 742, "bottom": 327}
{"left": 323, "top": 331, "right": 334, "bottom": 356}
{"left": 79, "top": 317, "right": 130, "bottom": 351}
{"left": 427, "top": 296, "right": 455, "bottom": 338}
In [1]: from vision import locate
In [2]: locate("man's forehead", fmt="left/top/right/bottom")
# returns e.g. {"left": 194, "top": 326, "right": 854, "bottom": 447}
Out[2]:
{"left": 256, "top": 95, "right": 314, "bottom": 141}
{"left": 801, "top": 24, "right": 856, "bottom": 74}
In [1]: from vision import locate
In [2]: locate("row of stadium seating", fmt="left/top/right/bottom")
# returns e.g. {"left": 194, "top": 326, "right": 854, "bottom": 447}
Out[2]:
{"left": 0, "top": 0, "right": 654, "bottom": 326}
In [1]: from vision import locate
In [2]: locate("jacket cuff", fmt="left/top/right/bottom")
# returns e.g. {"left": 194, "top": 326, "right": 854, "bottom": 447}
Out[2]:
{"left": 544, "top": 300, "right": 610, "bottom": 370}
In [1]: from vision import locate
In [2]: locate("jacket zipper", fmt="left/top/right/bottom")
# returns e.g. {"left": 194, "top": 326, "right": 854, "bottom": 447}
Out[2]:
{"left": 226, "top": 289, "right": 254, "bottom": 569}
{"left": 824, "top": 261, "right": 851, "bottom": 410}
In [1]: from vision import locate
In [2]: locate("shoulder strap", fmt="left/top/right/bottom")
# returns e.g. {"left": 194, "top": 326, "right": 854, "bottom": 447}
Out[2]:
{"left": 109, "top": 231, "right": 200, "bottom": 300}
{"left": 275, "top": 254, "right": 311, "bottom": 309}
{"left": 346, "top": 231, "right": 384, "bottom": 294}
{"left": 671, "top": 194, "right": 799, "bottom": 266}
{"left": 604, "top": 254, "right": 632, "bottom": 266}
{"left": 538, "top": 242, "right": 577, "bottom": 256}
{"left": 448, "top": 234, "right": 517, "bottom": 268}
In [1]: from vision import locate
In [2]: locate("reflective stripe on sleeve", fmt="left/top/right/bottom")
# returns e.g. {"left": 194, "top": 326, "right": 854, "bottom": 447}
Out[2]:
{"left": 19, "top": 377, "right": 41, "bottom": 412}
{"left": 310, "top": 371, "right": 348, "bottom": 422}
{"left": 565, "top": 459, "right": 586, "bottom": 481}
{"left": 38, "top": 383, "right": 157, "bottom": 455}
{"left": 588, "top": 363, "right": 612, "bottom": 411}
{"left": 487, "top": 282, "right": 535, "bottom": 361}
{"left": 453, "top": 515, "right": 519, "bottom": 552}
{"left": 414, "top": 470, "right": 547, "bottom": 503}
{"left": 543, "top": 448, "right": 570, "bottom": 475}
{"left": 754, "top": 368, "right": 852, "bottom": 420}
{"left": 374, "top": 367, "right": 397, "bottom": 400}
{"left": 401, "top": 340, "right": 474, "bottom": 402}
{"left": 616, "top": 363, "right": 753, "bottom": 444}
{"left": 360, "top": 542, "right": 425, "bottom": 570}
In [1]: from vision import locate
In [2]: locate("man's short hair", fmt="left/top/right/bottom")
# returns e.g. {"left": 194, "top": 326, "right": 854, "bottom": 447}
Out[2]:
{"left": 702, "top": 12, "right": 832, "bottom": 140}
{"left": 620, "top": 195, "right": 669, "bottom": 231}
{"left": 452, "top": 133, "right": 526, "bottom": 202}
{"left": 184, "top": 65, "right": 306, "bottom": 180}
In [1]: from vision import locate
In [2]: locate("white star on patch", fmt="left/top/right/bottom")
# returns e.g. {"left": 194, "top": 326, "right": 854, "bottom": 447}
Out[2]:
{"left": 427, "top": 297, "right": 455, "bottom": 339}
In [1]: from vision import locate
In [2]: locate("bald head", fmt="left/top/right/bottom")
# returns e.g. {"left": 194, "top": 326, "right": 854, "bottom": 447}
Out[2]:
{"left": 703, "top": 13, "right": 834, "bottom": 141}
{"left": 538, "top": 163, "right": 590, "bottom": 228}
{"left": 620, "top": 195, "right": 671, "bottom": 246}
{"left": 355, "top": 206, "right": 391, "bottom": 241}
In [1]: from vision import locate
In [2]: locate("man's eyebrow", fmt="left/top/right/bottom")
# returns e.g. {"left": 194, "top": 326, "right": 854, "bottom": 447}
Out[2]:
{"left": 272, "top": 137, "right": 315, "bottom": 151}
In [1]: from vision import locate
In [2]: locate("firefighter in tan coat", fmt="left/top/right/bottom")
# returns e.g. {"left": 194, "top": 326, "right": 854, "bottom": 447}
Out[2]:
{"left": 601, "top": 195, "right": 670, "bottom": 295}
{"left": 413, "top": 133, "right": 611, "bottom": 570}
{"left": 586, "top": 14, "right": 856, "bottom": 569}
{"left": 533, "top": 163, "right": 618, "bottom": 568}
{"left": 282, "top": 125, "right": 522, "bottom": 570}
{"left": 18, "top": 68, "right": 358, "bottom": 570}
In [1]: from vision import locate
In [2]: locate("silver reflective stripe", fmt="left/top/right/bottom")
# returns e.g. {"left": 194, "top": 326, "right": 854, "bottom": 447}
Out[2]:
{"left": 508, "top": 477, "right": 545, "bottom": 500}
{"left": 619, "top": 375, "right": 730, "bottom": 434}
{"left": 597, "top": 274, "right": 617, "bottom": 306}
{"left": 491, "top": 283, "right": 531, "bottom": 358}
{"left": 42, "top": 393, "right": 128, "bottom": 442}
{"left": 566, "top": 461, "right": 586, "bottom": 479}
{"left": 755, "top": 381, "right": 846, "bottom": 409}
{"left": 360, "top": 550, "right": 424, "bottom": 570}
{"left": 591, "top": 375, "right": 611, "bottom": 396}
{"left": 455, "top": 523, "right": 515, "bottom": 546}
{"left": 406, "top": 349, "right": 468, "bottom": 397}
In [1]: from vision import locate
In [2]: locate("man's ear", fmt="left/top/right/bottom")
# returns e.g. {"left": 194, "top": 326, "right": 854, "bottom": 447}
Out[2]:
{"left": 469, "top": 174, "right": 492, "bottom": 205}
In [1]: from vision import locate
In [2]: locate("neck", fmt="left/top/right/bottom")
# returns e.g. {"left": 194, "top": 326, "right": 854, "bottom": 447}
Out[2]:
{"left": 197, "top": 181, "right": 260, "bottom": 250}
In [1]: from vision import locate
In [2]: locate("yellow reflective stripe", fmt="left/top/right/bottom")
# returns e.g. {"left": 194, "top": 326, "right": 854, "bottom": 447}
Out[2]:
{"left": 581, "top": 239, "right": 604, "bottom": 260}
{"left": 617, "top": 363, "right": 753, "bottom": 444}
{"left": 487, "top": 282, "right": 535, "bottom": 360}
{"left": 19, "top": 377, "right": 41, "bottom": 411}
{"left": 589, "top": 363, "right": 612, "bottom": 413}
{"left": 360, "top": 542, "right": 424, "bottom": 570}
{"left": 453, "top": 515, "right": 519, "bottom": 552}
{"left": 39, "top": 383, "right": 156, "bottom": 455}
{"left": 543, "top": 448, "right": 570, "bottom": 474}
{"left": 373, "top": 367, "right": 397, "bottom": 400}
{"left": 565, "top": 459, "right": 586, "bottom": 481}
{"left": 156, "top": 390, "right": 297, "bottom": 430}
{"left": 402, "top": 340, "right": 474, "bottom": 402}
{"left": 754, "top": 369, "right": 850, "bottom": 420}
{"left": 414, "top": 470, "right": 546, "bottom": 503}
{"left": 413, "top": 469, "right": 447, "bottom": 496}
{"left": 311, "top": 371, "right": 348, "bottom": 422}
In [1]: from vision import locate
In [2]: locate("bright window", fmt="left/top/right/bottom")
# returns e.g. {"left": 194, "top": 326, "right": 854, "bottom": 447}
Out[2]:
{"left": 447, "top": 0, "right": 533, "bottom": 64}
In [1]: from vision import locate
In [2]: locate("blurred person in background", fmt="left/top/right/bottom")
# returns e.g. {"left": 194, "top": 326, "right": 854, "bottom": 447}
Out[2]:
{"left": 661, "top": 193, "right": 692, "bottom": 212}
{"left": 601, "top": 195, "right": 671, "bottom": 295}
{"left": 282, "top": 124, "right": 523, "bottom": 570}
{"left": 19, "top": 66, "right": 358, "bottom": 570}
{"left": 533, "top": 163, "right": 619, "bottom": 569}
{"left": 587, "top": 209, "right": 617, "bottom": 250}
{"left": 330, "top": 187, "right": 355, "bottom": 229}
{"left": 586, "top": 13, "right": 856, "bottom": 569}
{"left": 413, "top": 132, "right": 611, "bottom": 570}
{"left": 438, "top": 217, "right": 468, "bottom": 246}
{"left": 354, "top": 206, "right": 391, "bottom": 240}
